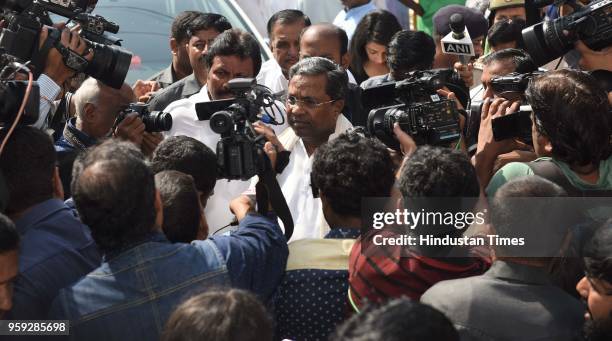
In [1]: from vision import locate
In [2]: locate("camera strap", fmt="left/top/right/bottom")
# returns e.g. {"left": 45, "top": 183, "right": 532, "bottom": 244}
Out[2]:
{"left": 256, "top": 165, "right": 294, "bottom": 241}
{"left": 52, "top": 41, "right": 89, "bottom": 73}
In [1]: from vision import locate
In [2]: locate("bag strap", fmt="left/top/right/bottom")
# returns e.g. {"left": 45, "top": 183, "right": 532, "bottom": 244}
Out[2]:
{"left": 527, "top": 160, "right": 612, "bottom": 197}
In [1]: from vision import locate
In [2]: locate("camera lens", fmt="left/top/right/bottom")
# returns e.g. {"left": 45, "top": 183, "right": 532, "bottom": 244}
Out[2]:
{"left": 210, "top": 111, "right": 234, "bottom": 135}
{"left": 142, "top": 111, "right": 172, "bottom": 132}
{"left": 85, "top": 40, "right": 132, "bottom": 89}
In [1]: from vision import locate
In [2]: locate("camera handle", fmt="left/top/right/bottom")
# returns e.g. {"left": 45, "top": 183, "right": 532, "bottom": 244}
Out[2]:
{"left": 254, "top": 154, "right": 294, "bottom": 241}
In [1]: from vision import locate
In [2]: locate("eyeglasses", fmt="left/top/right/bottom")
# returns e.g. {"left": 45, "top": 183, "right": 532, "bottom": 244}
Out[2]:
{"left": 284, "top": 95, "right": 337, "bottom": 109}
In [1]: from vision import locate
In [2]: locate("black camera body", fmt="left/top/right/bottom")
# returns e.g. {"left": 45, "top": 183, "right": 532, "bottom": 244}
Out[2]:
{"left": 117, "top": 103, "right": 172, "bottom": 133}
{"left": 522, "top": 0, "right": 612, "bottom": 66}
{"left": 0, "top": 0, "right": 131, "bottom": 89}
{"left": 205, "top": 78, "right": 272, "bottom": 181}
{"left": 0, "top": 79, "right": 40, "bottom": 126}
{"left": 364, "top": 69, "right": 462, "bottom": 150}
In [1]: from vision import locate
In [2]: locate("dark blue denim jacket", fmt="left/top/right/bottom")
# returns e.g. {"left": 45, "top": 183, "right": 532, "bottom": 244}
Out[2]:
{"left": 49, "top": 213, "right": 288, "bottom": 341}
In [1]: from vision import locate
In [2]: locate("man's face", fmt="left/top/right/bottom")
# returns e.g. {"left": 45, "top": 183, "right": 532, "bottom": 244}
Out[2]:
{"left": 0, "top": 250, "right": 18, "bottom": 318}
{"left": 481, "top": 60, "right": 515, "bottom": 100}
{"left": 207, "top": 55, "right": 255, "bottom": 100}
{"left": 88, "top": 84, "right": 136, "bottom": 139}
{"left": 300, "top": 34, "right": 344, "bottom": 67}
{"left": 286, "top": 74, "right": 343, "bottom": 143}
{"left": 270, "top": 20, "right": 306, "bottom": 78}
{"left": 473, "top": 36, "right": 485, "bottom": 59}
{"left": 493, "top": 6, "right": 527, "bottom": 24}
{"left": 187, "top": 29, "right": 222, "bottom": 84}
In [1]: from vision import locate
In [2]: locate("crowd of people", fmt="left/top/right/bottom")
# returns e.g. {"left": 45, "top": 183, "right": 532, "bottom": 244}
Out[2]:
{"left": 0, "top": 0, "right": 611, "bottom": 340}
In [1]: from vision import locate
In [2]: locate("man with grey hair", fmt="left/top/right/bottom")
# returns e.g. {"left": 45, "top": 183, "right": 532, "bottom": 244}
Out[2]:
{"left": 55, "top": 77, "right": 137, "bottom": 197}
{"left": 253, "top": 57, "right": 353, "bottom": 241}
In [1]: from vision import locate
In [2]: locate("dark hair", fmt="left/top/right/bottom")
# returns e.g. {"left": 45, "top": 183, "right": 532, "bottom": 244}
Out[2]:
{"left": 155, "top": 171, "right": 201, "bottom": 243}
{"left": 583, "top": 220, "right": 612, "bottom": 284}
{"left": 387, "top": 30, "right": 436, "bottom": 78}
{"left": 187, "top": 13, "right": 232, "bottom": 38}
{"left": 171, "top": 11, "right": 201, "bottom": 42}
{"left": 490, "top": 176, "right": 568, "bottom": 257}
{"left": 300, "top": 24, "right": 350, "bottom": 57}
{"left": 312, "top": 133, "right": 394, "bottom": 217}
{"left": 73, "top": 141, "right": 156, "bottom": 253}
{"left": 487, "top": 18, "right": 526, "bottom": 50}
{"left": 266, "top": 9, "right": 311, "bottom": 38}
{"left": 332, "top": 298, "right": 459, "bottom": 341}
{"left": 0, "top": 214, "right": 18, "bottom": 253}
{"left": 526, "top": 69, "right": 612, "bottom": 167}
{"left": 161, "top": 289, "right": 273, "bottom": 341}
{"left": 399, "top": 146, "right": 480, "bottom": 198}
{"left": 0, "top": 126, "right": 56, "bottom": 215}
{"left": 151, "top": 136, "right": 217, "bottom": 196}
{"left": 349, "top": 10, "right": 401, "bottom": 83}
{"left": 289, "top": 56, "right": 348, "bottom": 101}
{"left": 204, "top": 29, "right": 262, "bottom": 76}
{"left": 482, "top": 48, "right": 536, "bottom": 73}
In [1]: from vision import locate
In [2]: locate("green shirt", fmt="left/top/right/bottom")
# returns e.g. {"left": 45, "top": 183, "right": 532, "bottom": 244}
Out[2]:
{"left": 416, "top": 0, "right": 466, "bottom": 36}
{"left": 486, "top": 156, "right": 612, "bottom": 197}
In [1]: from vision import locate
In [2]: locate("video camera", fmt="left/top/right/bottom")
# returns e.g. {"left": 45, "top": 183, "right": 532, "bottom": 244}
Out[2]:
{"left": 0, "top": 0, "right": 132, "bottom": 89}
{"left": 196, "top": 78, "right": 285, "bottom": 181}
{"left": 522, "top": 0, "right": 612, "bottom": 66}
{"left": 0, "top": 52, "right": 40, "bottom": 126}
{"left": 116, "top": 103, "right": 172, "bottom": 133}
{"left": 363, "top": 69, "right": 462, "bottom": 150}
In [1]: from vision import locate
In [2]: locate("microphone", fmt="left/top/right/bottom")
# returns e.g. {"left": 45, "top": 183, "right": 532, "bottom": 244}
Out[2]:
{"left": 441, "top": 13, "right": 474, "bottom": 64}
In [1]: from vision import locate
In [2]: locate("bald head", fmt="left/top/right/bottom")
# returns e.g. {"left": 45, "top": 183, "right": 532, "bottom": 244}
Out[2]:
{"left": 73, "top": 78, "right": 136, "bottom": 139}
{"left": 299, "top": 23, "right": 349, "bottom": 68}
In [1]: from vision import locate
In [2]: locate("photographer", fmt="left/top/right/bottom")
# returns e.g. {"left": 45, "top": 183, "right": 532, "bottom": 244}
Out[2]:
{"left": 49, "top": 140, "right": 288, "bottom": 340}
{"left": 34, "top": 25, "right": 93, "bottom": 130}
{"left": 54, "top": 77, "right": 137, "bottom": 197}
{"left": 475, "top": 70, "right": 612, "bottom": 195}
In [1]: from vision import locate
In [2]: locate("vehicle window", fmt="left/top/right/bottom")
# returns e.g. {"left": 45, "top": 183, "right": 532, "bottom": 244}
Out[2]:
{"left": 86, "top": 0, "right": 268, "bottom": 83}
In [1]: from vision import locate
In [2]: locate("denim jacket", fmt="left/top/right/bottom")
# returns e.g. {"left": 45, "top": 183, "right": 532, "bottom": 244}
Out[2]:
{"left": 49, "top": 214, "right": 288, "bottom": 341}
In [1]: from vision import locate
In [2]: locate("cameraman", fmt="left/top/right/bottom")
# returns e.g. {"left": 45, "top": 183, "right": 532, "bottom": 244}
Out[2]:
{"left": 475, "top": 69, "right": 612, "bottom": 195}
{"left": 34, "top": 25, "right": 93, "bottom": 130}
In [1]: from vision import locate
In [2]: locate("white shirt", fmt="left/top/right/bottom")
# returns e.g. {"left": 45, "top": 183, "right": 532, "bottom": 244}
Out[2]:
{"left": 257, "top": 59, "right": 288, "bottom": 95}
{"left": 34, "top": 74, "right": 61, "bottom": 130}
{"left": 333, "top": 1, "right": 378, "bottom": 42}
{"left": 273, "top": 114, "right": 353, "bottom": 242}
{"left": 297, "top": 0, "right": 344, "bottom": 25}
{"left": 163, "top": 85, "right": 289, "bottom": 234}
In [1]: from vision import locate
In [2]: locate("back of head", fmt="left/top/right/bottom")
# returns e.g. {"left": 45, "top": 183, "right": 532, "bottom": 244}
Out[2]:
{"left": 154, "top": 171, "right": 201, "bottom": 243}
{"left": 0, "top": 126, "right": 56, "bottom": 215}
{"left": 387, "top": 30, "right": 436, "bottom": 77}
{"left": 289, "top": 56, "right": 349, "bottom": 101}
{"left": 151, "top": 136, "right": 217, "bottom": 197}
{"left": 490, "top": 176, "right": 568, "bottom": 257}
{"left": 266, "top": 9, "right": 311, "bottom": 38}
{"left": 487, "top": 18, "right": 526, "bottom": 50}
{"left": 332, "top": 298, "right": 459, "bottom": 341}
{"left": 526, "top": 69, "right": 611, "bottom": 167}
{"left": 162, "top": 289, "right": 273, "bottom": 341}
{"left": 187, "top": 13, "right": 232, "bottom": 37}
{"left": 482, "top": 48, "right": 536, "bottom": 73}
{"left": 583, "top": 220, "right": 612, "bottom": 284}
{"left": 0, "top": 213, "right": 18, "bottom": 253}
{"left": 301, "top": 23, "right": 349, "bottom": 57}
{"left": 312, "top": 132, "right": 395, "bottom": 218}
{"left": 73, "top": 140, "right": 155, "bottom": 254}
{"left": 399, "top": 146, "right": 480, "bottom": 198}
{"left": 171, "top": 11, "right": 201, "bottom": 42}
{"left": 204, "top": 28, "right": 262, "bottom": 76}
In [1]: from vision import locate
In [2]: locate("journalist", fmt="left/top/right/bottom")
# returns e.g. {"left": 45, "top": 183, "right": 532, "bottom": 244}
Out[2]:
{"left": 49, "top": 140, "right": 288, "bottom": 340}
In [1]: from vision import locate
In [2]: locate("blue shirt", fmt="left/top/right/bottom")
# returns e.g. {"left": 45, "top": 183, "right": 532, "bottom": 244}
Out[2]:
{"left": 9, "top": 199, "right": 101, "bottom": 319}
{"left": 49, "top": 213, "right": 288, "bottom": 341}
{"left": 333, "top": 1, "right": 377, "bottom": 41}
{"left": 275, "top": 228, "right": 360, "bottom": 341}
{"left": 55, "top": 118, "right": 98, "bottom": 197}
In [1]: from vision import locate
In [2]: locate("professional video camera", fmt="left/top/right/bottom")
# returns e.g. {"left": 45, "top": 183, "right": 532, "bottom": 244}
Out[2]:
{"left": 522, "top": 0, "right": 612, "bottom": 66}
{"left": 0, "top": 0, "right": 132, "bottom": 89}
{"left": 115, "top": 103, "right": 172, "bottom": 133}
{"left": 196, "top": 78, "right": 285, "bottom": 181}
{"left": 0, "top": 52, "right": 40, "bottom": 126}
{"left": 362, "top": 69, "right": 462, "bottom": 150}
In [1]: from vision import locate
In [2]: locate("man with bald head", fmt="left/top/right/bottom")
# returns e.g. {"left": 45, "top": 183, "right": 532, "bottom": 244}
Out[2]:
{"left": 55, "top": 77, "right": 138, "bottom": 197}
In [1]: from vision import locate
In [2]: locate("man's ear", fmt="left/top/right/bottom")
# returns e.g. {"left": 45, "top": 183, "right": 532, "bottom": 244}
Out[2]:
{"left": 341, "top": 53, "right": 351, "bottom": 69}
{"left": 170, "top": 38, "right": 178, "bottom": 55}
{"left": 332, "top": 99, "right": 344, "bottom": 118}
{"left": 52, "top": 167, "right": 64, "bottom": 200}
{"left": 82, "top": 103, "right": 96, "bottom": 122}
{"left": 543, "top": 136, "right": 553, "bottom": 154}
{"left": 154, "top": 189, "right": 164, "bottom": 231}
